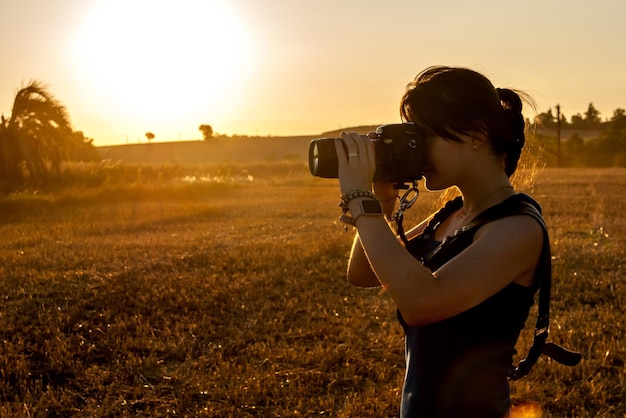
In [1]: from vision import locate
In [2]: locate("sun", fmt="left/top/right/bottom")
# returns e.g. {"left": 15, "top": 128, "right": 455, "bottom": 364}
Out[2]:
{"left": 72, "top": 0, "right": 253, "bottom": 120}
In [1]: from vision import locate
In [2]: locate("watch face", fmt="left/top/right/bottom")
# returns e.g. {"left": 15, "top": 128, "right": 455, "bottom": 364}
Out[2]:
{"left": 362, "top": 199, "right": 383, "bottom": 214}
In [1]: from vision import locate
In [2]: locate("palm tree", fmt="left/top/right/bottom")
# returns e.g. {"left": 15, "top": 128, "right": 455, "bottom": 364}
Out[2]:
{"left": 0, "top": 81, "right": 74, "bottom": 185}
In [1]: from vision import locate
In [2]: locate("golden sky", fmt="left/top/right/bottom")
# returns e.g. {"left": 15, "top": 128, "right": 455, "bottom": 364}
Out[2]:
{"left": 2, "top": 0, "right": 626, "bottom": 146}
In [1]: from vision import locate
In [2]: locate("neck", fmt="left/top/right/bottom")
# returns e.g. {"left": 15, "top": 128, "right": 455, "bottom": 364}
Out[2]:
{"left": 459, "top": 176, "right": 514, "bottom": 218}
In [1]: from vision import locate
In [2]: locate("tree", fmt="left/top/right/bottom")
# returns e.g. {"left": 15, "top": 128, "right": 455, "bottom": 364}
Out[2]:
{"left": 584, "top": 103, "right": 601, "bottom": 128}
{"left": 0, "top": 81, "right": 74, "bottom": 185}
{"left": 570, "top": 113, "right": 585, "bottom": 129}
{"left": 534, "top": 109, "right": 556, "bottom": 129}
{"left": 609, "top": 108, "right": 626, "bottom": 129}
{"left": 599, "top": 108, "right": 626, "bottom": 151}
{"left": 199, "top": 124, "right": 213, "bottom": 140}
{"left": 581, "top": 107, "right": 626, "bottom": 166}
{"left": 68, "top": 131, "right": 100, "bottom": 162}
{"left": 567, "top": 133, "right": 584, "bottom": 151}
{"left": 145, "top": 132, "right": 155, "bottom": 143}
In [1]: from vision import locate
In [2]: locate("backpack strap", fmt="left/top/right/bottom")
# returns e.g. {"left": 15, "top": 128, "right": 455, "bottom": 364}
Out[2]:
{"left": 465, "top": 196, "right": 582, "bottom": 379}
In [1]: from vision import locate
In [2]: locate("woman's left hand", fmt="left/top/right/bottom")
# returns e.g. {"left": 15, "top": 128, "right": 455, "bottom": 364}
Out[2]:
{"left": 334, "top": 132, "right": 376, "bottom": 195}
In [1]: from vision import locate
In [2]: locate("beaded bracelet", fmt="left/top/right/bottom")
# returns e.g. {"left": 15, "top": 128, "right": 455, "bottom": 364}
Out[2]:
{"left": 338, "top": 189, "right": 379, "bottom": 230}
{"left": 339, "top": 189, "right": 376, "bottom": 210}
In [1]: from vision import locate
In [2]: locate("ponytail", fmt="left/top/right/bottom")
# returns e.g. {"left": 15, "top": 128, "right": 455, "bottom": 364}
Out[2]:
{"left": 495, "top": 88, "right": 526, "bottom": 177}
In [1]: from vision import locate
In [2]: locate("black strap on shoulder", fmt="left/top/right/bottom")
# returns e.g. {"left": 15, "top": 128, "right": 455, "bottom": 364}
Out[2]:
{"left": 465, "top": 197, "right": 582, "bottom": 380}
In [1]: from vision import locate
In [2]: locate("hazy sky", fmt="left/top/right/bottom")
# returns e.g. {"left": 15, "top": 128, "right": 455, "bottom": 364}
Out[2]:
{"left": 2, "top": 0, "right": 626, "bottom": 146}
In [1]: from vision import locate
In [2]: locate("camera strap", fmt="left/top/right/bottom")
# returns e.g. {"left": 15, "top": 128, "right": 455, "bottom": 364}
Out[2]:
{"left": 391, "top": 181, "right": 420, "bottom": 246}
{"left": 465, "top": 199, "right": 582, "bottom": 380}
{"left": 394, "top": 192, "right": 582, "bottom": 379}
{"left": 508, "top": 201, "right": 583, "bottom": 379}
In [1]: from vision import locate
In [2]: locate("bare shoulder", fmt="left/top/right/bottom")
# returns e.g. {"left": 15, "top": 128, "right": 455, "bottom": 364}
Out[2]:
{"left": 473, "top": 214, "right": 545, "bottom": 286}
{"left": 475, "top": 213, "right": 545, "bottom": 244}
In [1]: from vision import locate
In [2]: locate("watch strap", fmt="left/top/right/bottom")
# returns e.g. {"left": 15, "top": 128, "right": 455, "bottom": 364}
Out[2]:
{"left": 341, "top": 198, "right": 383, "bottom": 226}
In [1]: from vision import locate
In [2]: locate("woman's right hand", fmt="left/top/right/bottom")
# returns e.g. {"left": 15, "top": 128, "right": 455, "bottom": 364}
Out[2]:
{"left": 373, "top": 181, "right": 399, "bottom": 218}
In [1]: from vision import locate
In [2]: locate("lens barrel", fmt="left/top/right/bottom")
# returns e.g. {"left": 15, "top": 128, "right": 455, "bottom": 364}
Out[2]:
{"left": 308, "top": 138, "right": 339, "bottom": 178}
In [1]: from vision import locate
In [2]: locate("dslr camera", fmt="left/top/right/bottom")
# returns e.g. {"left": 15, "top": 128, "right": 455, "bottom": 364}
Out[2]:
{"left": 308, "top": 123, "right": 426, "bottom": 186}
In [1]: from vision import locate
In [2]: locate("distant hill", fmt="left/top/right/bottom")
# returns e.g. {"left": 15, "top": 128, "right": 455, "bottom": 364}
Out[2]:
{"left": 97, "top": 126, "right": 383, "bottom": 165}
{"left": 97, "top": 135, "right": 317, "bottom": 165}
{"left": 319, "top": 125, "right": 381, "bottom": 137}
{"left": 97, "top": 125, "right": 603, "bottom": 166}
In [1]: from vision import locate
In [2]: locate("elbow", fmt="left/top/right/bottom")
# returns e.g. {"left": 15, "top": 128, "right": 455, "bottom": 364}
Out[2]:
{"left": 346, "top": 272, "right": 359, "bottom": 286}
{"left": 346, "top": 269, "right": 380, "bottom": 288}
{"left": 346, "top": 272, "right": 367, "bottom": 288}
{"left": 397, "top": 304, "right": 440, "bottom": 327}
{"left": 398, "top": 308, "right": 421, "bottom": 326}
{"left": 400, "top": 313, "right": 430, "bottom": 327}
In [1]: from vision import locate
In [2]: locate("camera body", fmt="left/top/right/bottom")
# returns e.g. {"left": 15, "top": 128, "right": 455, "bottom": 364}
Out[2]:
{"left": 308, "top": 123, "right": 426, "bottom": 186}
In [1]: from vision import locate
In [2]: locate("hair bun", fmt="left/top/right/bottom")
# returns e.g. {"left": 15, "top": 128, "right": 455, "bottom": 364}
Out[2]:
{"left": 495, "top": 88, "right": 526, "bottom": 176}
{"left": 496, "top": 88, "right": 522, "bottom": 113}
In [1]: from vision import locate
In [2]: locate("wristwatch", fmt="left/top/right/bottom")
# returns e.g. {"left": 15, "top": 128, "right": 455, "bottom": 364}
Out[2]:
{"left": 358, "top": 199, "right": 383, "bottom": 215}
{"left": 341, "top": 198, "right": 384, "bottom": 226}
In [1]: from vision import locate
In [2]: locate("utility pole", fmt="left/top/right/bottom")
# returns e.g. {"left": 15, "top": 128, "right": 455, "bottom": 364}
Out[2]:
{"left": 556, "top": 104, "right": 561, "bottom": 168}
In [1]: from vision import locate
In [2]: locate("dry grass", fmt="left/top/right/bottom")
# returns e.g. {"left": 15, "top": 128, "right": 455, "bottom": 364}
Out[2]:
{"left": 0, "top": 164, "right": 624, "bottom": 417}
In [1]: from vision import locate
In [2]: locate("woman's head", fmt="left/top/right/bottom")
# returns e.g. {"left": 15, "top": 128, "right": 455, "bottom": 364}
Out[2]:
{"left": 400, "top": 66, "right": 528, "bottom": 177}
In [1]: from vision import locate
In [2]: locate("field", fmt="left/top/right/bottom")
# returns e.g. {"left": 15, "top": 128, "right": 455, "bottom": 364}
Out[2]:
{"left": 0, "top": 163, "right": 624, "bottom": 417}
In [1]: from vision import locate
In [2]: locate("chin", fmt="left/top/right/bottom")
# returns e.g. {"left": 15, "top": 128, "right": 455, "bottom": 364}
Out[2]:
{"left": 423, "top": 176, "right": 442, "bottom": 191}
{"left": 423, "top": 176, "right": 451, "bottom": 192}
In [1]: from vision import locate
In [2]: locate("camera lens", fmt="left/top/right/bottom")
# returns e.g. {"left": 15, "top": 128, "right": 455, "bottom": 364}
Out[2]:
{"left": 308, "top": 138, "right": 339, "bottom": 178}
{"left": 310, "top": 142, "right": 320, "bottom": 175}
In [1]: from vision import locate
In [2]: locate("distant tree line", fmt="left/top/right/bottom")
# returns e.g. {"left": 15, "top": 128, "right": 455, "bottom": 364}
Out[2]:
{"left": 532, "top": 103, "right": 626, "bottom": 167}
{"left": 534, "top": 102, "right": 602, "bottom": 130}
{"left": 198, "top": 125, "right": 259, "bottom": 140}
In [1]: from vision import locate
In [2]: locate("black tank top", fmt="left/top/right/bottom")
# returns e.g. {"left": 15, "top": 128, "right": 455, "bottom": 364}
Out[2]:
{"left": 399, "top": 194, "right": 544, "bottom": 418}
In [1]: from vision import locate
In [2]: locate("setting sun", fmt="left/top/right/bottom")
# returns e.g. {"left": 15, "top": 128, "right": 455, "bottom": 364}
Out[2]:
{"left": 3, "top": 0, "right": 626, "bottom": 145}
{"left": 71, "top": 0, "right": 254, "bottom": 120}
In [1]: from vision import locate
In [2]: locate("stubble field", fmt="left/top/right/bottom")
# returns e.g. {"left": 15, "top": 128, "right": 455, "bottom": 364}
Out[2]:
{"left": 0, "top": 164, "right": 624, "bottom": 417}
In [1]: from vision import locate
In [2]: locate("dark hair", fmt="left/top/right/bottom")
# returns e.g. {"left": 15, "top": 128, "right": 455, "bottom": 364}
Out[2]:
{"left": 400, "top": 66, "right": 527, "bottom": 177}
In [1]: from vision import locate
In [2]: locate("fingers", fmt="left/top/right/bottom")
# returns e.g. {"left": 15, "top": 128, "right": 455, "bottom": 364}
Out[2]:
{"left": 335, "top": 132, "right": 376, "bottom": 193}
{"left": 334, "top": 137, "right": 347, "bottom": 160}
{"left": 340, "top": 132, "right": 369, "bottom": 161}
{"left": 365, "top": 136, "right": 375, "bottom": 168}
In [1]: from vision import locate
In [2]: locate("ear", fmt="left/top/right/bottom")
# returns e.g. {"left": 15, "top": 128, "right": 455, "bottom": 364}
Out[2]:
{"left": 457, "top": 131, "right": 485, "bottom": 147}
{"left": 466, "top": 126, "right": 489, "bottom": 149}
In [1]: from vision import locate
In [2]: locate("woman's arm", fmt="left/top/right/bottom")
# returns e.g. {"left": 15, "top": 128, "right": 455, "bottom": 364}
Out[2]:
{"left": 346, "top": 201, "right": 431, "bottom": 288}
{"left": 351, "top": 208, "right": 543, "bottom": 326}
{"left": 345, "top": 195, "right": 396, "bottom": 288}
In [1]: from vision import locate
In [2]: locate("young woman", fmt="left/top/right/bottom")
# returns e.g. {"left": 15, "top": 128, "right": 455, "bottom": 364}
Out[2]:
{"left": 334, "top": 66, "right": 544, "bottom": 417}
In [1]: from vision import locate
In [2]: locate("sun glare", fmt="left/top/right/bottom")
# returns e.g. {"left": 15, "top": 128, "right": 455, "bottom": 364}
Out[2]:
{"left": 72, "top": 0, "right": 253, "bottom": 120}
